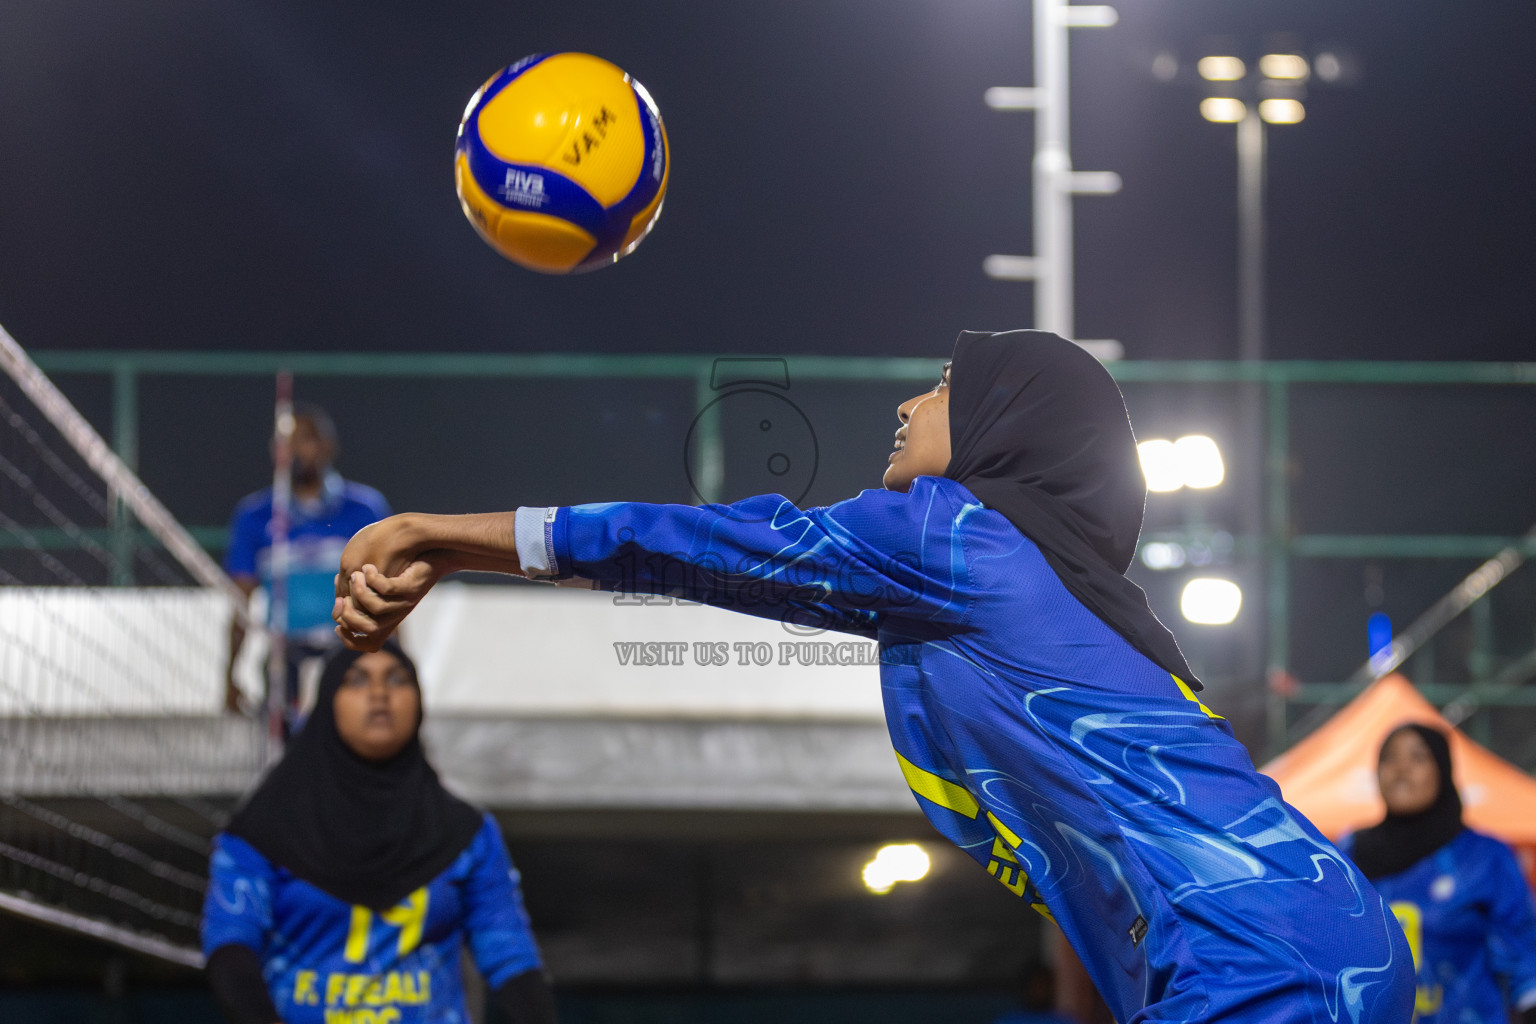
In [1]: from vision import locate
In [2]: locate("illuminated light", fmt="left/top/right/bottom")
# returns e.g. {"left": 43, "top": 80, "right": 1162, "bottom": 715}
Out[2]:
{"left": 1197, "top": 56, "right": 1246, "bottom": 82}
{"left": 1173, "top": 435, "right": 1224, "bottom": 489}
{"left": 1151, "top": 53, "right": 1179, "bottom": 83}
{"left": 1259, "top": 53, "right": 1310, "bottom": 80}
{"left": 862, "top": 844, "right": 931, "bottom": 894}
{"left": 1314, "top": 52, "right": 1343, "bottom": 83}
{"left": 1137, "top": 439, "right": 1183, "bottom": 492}
{"left": 1181, "top": 578, "right": 1243, "bottom": 625}
{"left": 1140, "top": 542, "right": 1187, "bottom": 571}
{"left": 1259, "top": 98, "right": 1306, "bottom": 125}
{"left": 1199, "top": 97, "right": 1248, "bottom": 124}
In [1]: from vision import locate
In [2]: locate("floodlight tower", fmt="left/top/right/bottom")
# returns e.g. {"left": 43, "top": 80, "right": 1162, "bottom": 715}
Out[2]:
{"left": 1188, "top": 41, "right": 1337, "bottom": 752}
{"left": 984, "top": 0, "right": 1122, "bottom": 360}
{"left": 1194, "top": 49, "right": 1312, "bottom": 361}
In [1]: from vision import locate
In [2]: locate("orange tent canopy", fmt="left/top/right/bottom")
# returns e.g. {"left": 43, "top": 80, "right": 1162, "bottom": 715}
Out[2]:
{"left": 1261, "top": 673, "right": 1536, "bottom": 848}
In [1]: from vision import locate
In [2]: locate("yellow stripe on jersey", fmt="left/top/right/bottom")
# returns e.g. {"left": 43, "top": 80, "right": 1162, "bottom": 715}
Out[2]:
{"left": 1173, "top": 675, "right": 1224, "bottom": 720}
{"left": 894, "top": 750, "right": 979, "bottom": 818}
{"left": 986, "top": 811, "right": 1023, "bottom": 850}
{"left": 343, "top": 906, "right": 370, "bottom": 963}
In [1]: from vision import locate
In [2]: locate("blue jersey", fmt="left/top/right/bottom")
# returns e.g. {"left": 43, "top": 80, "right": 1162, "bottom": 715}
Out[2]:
{"left": 202, "top": 814, "right": 543, "bottom": 1024}
{"left": 225, "top": 471, "right": 389, "bottom": 641}
{"left": 1343, "top": 829, "right": 1536, "bottom": 1023}
{"left": 516, "top": 477, "right": 1414, "bottom": 1024}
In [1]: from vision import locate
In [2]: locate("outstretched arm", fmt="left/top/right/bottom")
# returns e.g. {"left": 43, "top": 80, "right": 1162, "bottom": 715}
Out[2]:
{"left": 337, "top": 485, "right": 970, "bottom": 652}
{"left": 332, "top": 512, "right": 525, "bottom": 651}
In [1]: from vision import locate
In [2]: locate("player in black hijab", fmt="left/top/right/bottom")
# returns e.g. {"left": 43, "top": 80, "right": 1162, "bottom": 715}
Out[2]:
{"left": 226, "top": 641, "right": 483, "bottom": 909}
{"left": 944, "top": 330, "right": 1197, "bottom": 687}
{"left": 330, "top": 329, "right": 1413, "bottom": 1024}
{"left": 203, "top": 642, "right": 556, "bottom": 1024}
{"left": 1346, "top": 723, "right": 1536, "bottom": 1022}
{"left": 1350, "top": 723, "right": 1464, "bottom": 881}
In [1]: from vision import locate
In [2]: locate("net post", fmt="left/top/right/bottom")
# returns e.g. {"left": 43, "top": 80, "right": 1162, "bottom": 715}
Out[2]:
{"left": 267, "top": 370, "right": 294, "bottom": 761}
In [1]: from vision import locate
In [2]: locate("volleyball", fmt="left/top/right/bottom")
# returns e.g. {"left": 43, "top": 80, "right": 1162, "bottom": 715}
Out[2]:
{"left": 454, "top": 53, "right": 670, "bottom": 274}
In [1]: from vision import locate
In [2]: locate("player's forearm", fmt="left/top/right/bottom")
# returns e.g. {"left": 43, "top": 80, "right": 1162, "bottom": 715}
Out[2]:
{"left": 393, "top": 511, "right": 523, "bottom": 576}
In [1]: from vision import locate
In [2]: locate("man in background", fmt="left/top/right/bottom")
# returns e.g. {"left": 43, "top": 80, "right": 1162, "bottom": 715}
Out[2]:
{"left": 224, "top": 402, "right": 389, "bottom": 730}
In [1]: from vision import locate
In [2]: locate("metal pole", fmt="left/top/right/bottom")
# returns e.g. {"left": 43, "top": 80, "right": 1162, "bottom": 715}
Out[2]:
{"left": 1237, "top": 111, "right": 1266, "bottom": 361}
{"left": 1265, "top": 377, "right": 1290, "bottom": 755}
{"left": 983, "top": 3, "right": 1117, "bottom": 349}
{"left": 110, "top": 362, "right": 139, "bottom": 586}
{"left": 1034, "top": 0, "right": 1072, "bottom": 338}
{"left": 692, "top": 370, "right": 723, "bottom": 505}
{"left": 267, "top": 371, "right": 294, "bottom": 761}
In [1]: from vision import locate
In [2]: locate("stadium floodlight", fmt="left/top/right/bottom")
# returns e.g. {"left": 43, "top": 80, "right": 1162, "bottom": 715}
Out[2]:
{"left": 1137, "top": 439, "right": 1184, "bottom": 492}
{"left": 1138, "top": 435, "right": 1225, "bottom": 491}
{"left": 862, "top": 843, "right": 931, "bottom": 894}
{"left": 1181, "top": 578, "right": 1243, "bottom": 625}
{"left": 1200, "top": 97, "right": 1248, "bottom": 124}
{"left": 1173, "top": 434, "right": 1225, "bottom": 489}
{"left": 1259, "top": 98, "right": 1306, "bottom": 124}
{"left": 1259, "top": 53, "right": 1309, "bottom": 80}
{"left": 1140, "top": 541, "right": 1188, "bottom": 570}
{"left": 1197, "top": 56, "right": 1247, "bottom": 82}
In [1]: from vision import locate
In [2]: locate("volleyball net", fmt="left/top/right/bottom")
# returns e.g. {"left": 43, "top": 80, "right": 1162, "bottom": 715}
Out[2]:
{"left": 0, "top": 322, "right": 265, "bottom": 965}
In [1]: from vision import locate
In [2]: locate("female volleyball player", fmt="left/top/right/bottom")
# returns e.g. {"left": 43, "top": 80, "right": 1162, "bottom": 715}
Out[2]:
{"left": 201, "top": 641, "right": 556, "bottom": 1024}
{"left": 1345, "top": 723, "right": 1536, "bottom": 1023}
{"left": 332, "top": 330, "right": 1413, "bottom": 1023}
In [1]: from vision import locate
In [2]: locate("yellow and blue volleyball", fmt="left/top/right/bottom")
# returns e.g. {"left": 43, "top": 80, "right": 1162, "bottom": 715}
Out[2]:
{"left": 454, "top": 53, "right": 669, "bottom": 274}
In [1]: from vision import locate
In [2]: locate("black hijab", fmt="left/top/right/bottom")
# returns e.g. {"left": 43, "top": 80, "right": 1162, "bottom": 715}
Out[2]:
{"left": 943, "top": 330, "right": 1199, "bottom": 688}
{"left": 226, "top": 641, "right": 484, "bottom": 910}
{"left": 1350, "top": 723, "right": 1464, "bottom": 881}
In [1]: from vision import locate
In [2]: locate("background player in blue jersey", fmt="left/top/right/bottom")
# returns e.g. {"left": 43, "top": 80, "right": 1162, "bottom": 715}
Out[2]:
{"left": 330, "top": 330, "right": 1414, "bottom": 1023}
{"left": 1344, "top": 723, "right": 1536, "bottom": 1024}
{"left": 202, "top": 641, "right": 555, "bottom": 1024}
{"left": 225, "top": 402, "right": 390, "bottom": 726}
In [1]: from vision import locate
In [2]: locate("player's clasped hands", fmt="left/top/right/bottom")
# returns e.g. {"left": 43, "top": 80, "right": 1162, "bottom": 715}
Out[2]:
{"left": 333, "top": 514, "right": 450, "bottom": 652}
{"left": 333, "top": 510, "right": 525, "bottom": 651}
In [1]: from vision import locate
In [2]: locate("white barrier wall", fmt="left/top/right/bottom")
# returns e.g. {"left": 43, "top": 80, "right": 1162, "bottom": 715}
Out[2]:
{"left": 0, "top": 588, "right": 231, "bottom": 714}
{"left": 407, "top": 582, "right": 885, "bottom": 720}
{"left": 0, "top": 583, "right": 885, "bottom": 721}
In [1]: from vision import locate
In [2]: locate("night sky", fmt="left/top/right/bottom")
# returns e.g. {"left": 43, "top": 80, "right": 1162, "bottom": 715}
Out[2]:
{"left": 2, "top": 0, "right": 1533, "bottom": 360}
{"left": 2, "top": 0, "right": 1535, "bottom": 716}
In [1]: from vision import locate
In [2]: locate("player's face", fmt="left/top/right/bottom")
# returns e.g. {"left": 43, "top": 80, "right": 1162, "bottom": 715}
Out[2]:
{"left": 883, "top": 362, "right": 952, "bottom": 493}
{"left": 1377, "top": 729, "right": 1441, "bottom": 817}
{"left": 332, "top": 652, "right": 421, "bottom": 761}
{"left": 279, "top": 416, "right": 336, "bottom": 481}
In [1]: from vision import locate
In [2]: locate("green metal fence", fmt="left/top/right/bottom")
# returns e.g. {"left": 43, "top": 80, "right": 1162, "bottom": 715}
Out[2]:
{"left": 31, "top": 351, "right": 1536, "bottom": 755}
